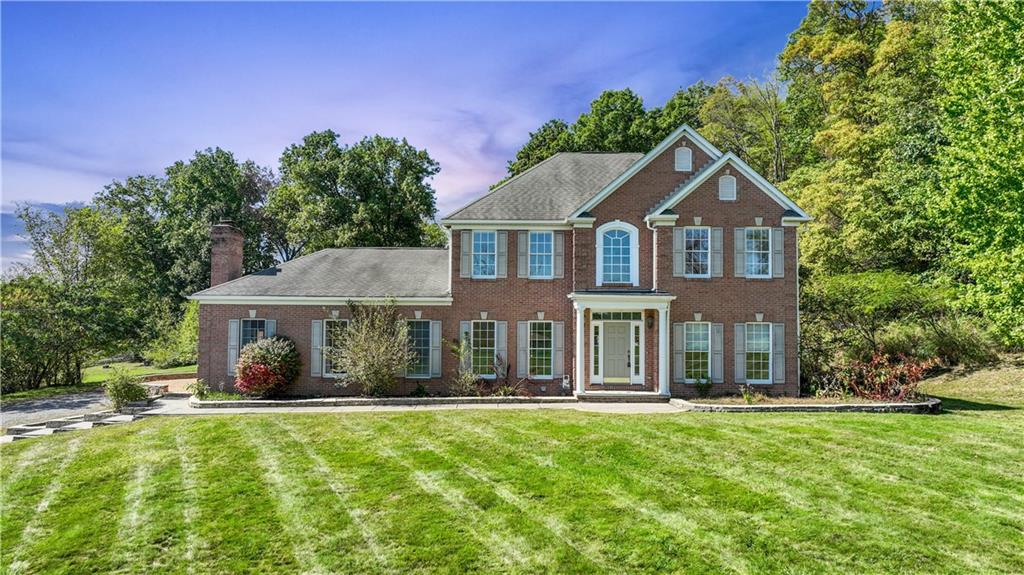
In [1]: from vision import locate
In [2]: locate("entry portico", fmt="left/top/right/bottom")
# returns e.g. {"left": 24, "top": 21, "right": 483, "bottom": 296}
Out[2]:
{"left": 569, "top": 291, "right": 675, "bottom": 397}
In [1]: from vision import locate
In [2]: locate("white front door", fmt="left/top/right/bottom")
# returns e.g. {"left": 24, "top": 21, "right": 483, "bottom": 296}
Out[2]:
{"left": 603, "top": 322, "right": 631, "bottom": 383}
{"left": 592, "top": 317, "right": 644, "bottom": 385}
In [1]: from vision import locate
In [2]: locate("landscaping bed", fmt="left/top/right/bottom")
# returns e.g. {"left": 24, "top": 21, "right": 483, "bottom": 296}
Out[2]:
{"left": 674, "top": 396, "right": 941, "bottom": 413}
{"left": 190, "top": 395, "right": 578, "bottom": 408}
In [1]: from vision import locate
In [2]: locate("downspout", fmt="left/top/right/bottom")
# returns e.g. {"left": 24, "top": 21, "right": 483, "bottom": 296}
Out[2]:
{"left": 645, "top": 218, "right": 658, "bottom": 291}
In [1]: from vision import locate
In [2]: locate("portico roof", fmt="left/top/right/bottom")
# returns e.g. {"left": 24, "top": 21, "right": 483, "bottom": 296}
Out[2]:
{"left": 568, "top": 291, "right": 676, "bottom": 309}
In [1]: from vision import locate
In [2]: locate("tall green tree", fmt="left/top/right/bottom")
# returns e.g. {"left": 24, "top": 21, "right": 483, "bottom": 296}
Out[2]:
{"left": 699, "top": 76, "right": 789, "bottom": 182}
{"left": 571, "top": 89, "right": 656, "bottom": 153}
{"left": 651, "top": 81, "right": 714, "bottom": 139}
{"left": 937, "top": 0, "right": 1024, "bottom": 345}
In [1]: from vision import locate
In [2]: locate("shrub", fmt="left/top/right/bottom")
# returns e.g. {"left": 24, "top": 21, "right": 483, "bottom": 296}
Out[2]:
{"left": 448, "top": 337, "right": 479, "bottom": 396}
{"left": 186, "top": 378, "right": 210, "bottom": 399}
{"left": 410, "top": 383, "right": 429, "bottom": 397}
{"left": 694, "top": 377, "right": 713, "bottom": 398}
{"left": 104, "top": 368, "right": 148, "bottom": 410}
{"left": 235, "top": 336, "right": 301, "bottom": 397}
{"left": 328, "top": 302, "right": 414, "bottom": 397}
{"left": 927, "top": 316, "right": 1000, "bottom": 368}
{"left": 143, "top": 301, "right": 199, "bottom": 369}
{"left": 492, "top": 378, "right": 531, "bottom": 397}
{"left": 834, "top": 353, "right": 934, "bottom": 402}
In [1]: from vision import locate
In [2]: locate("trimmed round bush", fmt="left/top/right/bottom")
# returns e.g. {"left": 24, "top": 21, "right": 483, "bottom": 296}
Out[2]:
{"left": 235, "top": 336, "right": 301, "bottom": 397}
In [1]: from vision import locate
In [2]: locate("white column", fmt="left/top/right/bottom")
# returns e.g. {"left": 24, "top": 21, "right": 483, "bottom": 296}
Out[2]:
{"left": 658, "top": 304, "right": 670, "bottom": 396}
{"left": 575, "top": 304, "right": 586, "bottom": 395}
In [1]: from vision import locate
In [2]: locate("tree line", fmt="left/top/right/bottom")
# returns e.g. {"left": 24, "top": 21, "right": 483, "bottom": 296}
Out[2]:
{"left": 1, "top": 132, "right": 444, "bottom": 392}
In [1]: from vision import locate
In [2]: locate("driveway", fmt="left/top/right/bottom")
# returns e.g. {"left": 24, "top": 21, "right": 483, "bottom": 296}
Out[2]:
{"left": 1, "top": 391, "right": 110, "bottom": 428}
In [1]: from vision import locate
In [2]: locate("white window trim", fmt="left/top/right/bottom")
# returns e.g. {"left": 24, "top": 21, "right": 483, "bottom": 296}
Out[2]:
{"left": 674, "top": 146, "right": 692, "bottom": 171}
{"left": 528, "top": 230, "right": 554, "bottom": 280}
{"left": 719, "top": 174, "right": 737, "bottom": 201}
{"left": 322, "top": 318, "right": 349, "bottom": 378}
{"left": 527, "top": 320, "right": 554, "bottom": 380}
{"left": 683, "top": 322, "right": 711, "bottom": 383}
{"left": 745, "top": 322, "right": 773, "bottom": 385}
{"left": 595, "top": 220, "right": 640, "bottom": 287}
{"left": 471, "top": 319, "right": 497, "bottom": 380}
{"left": 471, "top": 230, "right": 497, "bottom": 279}
{"left": 683, "top": 226, "right": 712, "bottom": 279}
{"left": 406, "top": 319, "right": 432, "bottom": 379}
{"left": 745, "top": 227, "right": 772, "bottom": 279}
{"left": 590, "top": 314, "right": 645, "bottom": 385}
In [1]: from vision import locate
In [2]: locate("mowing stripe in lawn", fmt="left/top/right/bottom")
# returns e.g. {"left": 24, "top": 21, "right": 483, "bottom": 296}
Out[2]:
{"left": 4, "top": 436, "right": 83, "bottom": 574}
{"left": 272, "top": 418, "right": 398, "bottom": 574}
{"left": 175, "top": 423, "right": 201, "bottom": 575}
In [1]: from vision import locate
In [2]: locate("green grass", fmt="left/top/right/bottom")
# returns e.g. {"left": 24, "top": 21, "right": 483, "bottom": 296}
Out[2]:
{"left": 81, "top": 362, "right": 196, "bottom": 384}
{"left": 2, "top": 367, "right": 1022, "bottom": 574}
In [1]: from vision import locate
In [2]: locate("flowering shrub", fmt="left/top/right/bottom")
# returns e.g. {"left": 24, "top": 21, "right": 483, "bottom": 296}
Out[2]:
{"left": 834, "top": 353, "right": 934, "bottom": 402}
{"left": 235, "top": 336, "right": 301, "bottom": 397}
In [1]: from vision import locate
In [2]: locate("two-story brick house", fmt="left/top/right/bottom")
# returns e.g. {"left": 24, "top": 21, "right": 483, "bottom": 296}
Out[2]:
{"left": 192, "top": 124, "right": 811, "bottom": 398}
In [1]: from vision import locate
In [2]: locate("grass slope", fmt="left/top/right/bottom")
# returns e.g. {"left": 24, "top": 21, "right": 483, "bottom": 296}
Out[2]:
{"left": 1, "top": 367, "right": 1022, "bottom": 574}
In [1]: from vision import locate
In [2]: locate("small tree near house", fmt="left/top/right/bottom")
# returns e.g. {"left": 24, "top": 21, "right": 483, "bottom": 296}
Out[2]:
{"left": 326, "top": 301, "right": 414, "bottom": 397}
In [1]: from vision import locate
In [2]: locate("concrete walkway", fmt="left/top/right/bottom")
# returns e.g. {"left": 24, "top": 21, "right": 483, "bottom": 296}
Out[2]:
{"left": 142, "top": 396, "right": 685, "bottom": 416}
{"left": 1, "top": 391, "right": 111, "bottom": 428}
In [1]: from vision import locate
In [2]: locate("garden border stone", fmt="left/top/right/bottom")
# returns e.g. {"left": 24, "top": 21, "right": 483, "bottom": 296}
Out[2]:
{"left": 670, "top": 396, "right": 942, "bottom": 414}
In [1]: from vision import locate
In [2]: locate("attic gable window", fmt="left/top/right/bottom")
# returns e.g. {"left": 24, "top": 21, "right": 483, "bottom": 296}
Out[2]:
{"left": 674, "top": 146, "right": 693, "bottom": 172}
{"left": 719, "top": 174, "right": 737, "bottom": 200}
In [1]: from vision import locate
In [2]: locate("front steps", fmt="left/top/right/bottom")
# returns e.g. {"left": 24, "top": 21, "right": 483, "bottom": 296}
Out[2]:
{"left": 575, "top": 391, "right": 671, "bottom": 403}
{"left": 3, "top": 412, "right": 137, "bottom": 442}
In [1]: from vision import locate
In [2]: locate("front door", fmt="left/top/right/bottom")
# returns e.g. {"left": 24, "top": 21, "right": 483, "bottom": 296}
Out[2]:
{"left": 603, "top": 322, "right": 631, "bottom": 383}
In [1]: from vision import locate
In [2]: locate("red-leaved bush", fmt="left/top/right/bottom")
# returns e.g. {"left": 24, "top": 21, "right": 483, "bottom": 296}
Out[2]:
{"left": 235, "top": 336, "right": 301, "bottom": 397}
{"left": 835, "top": 353, "right": 935, "bottom": 402}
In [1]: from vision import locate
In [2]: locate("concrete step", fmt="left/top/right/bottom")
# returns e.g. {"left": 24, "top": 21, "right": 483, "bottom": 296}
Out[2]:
{"left": 576, "top": 392, "right": 671, "bottom": 403}
{"left": 45, "top": 415, "right": 85, "bottom": 428}
{"left": 84, "top": 412, "right": 116, "bottom": 422}
{"left": 20, "top": 428, "right": 57, "bottom": 438}
{"left": 94, "top": 415, "right": 135, "bottom": 426}
{"left": 6, "top": 424, "right": 47, "bottom": 436}
{"left": 54, "top": 422, "right": 94, "bottom": 432}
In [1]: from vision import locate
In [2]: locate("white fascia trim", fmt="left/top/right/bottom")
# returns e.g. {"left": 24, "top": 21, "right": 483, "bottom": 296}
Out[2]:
{"left": 570, "top": 124, "right": 722, "bottom": 218}
{"left": 442, "top": 220, "right": 572, "bottom": 230}
{"left": 651, "top": 153, "right": 811, "bottom": 219}
{"left": 569, "top": 292, "right": 676, "bottom": 309}
{"left": 191, "top": 295, "right": 454, "bottom": 306}
{"left": 643, "top": 214, "right": 679, "bottom": 226}
{"left": 781, "top": 216, "right": 813, "bottom": 227}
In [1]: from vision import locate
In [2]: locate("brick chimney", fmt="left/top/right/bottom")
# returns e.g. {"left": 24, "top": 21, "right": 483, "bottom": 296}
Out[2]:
{"left": 210, "top": 221, "right": 244, "bottom": 287}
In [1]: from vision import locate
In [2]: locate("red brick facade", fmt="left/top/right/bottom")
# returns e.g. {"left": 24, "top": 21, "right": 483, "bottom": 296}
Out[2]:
{"left": 197, "top": 130, "right": 804, "bottom": 398}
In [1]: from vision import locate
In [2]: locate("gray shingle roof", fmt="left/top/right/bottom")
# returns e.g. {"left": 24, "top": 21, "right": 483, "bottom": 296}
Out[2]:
{"left": 444, "top": 152, "right": 643, "bottom": 221}
{"left": 193, "top": 248, "right": 450, "bottom": 298}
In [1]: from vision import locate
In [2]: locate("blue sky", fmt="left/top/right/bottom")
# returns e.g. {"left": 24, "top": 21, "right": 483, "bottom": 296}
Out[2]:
{"left": 1, "top": 1, "right": 807, "bottom": 268}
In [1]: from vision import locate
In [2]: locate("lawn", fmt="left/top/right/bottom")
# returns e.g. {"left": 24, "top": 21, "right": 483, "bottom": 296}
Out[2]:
{"left": 1, "top": 367, "right": 1022, "bottom": 574}
{"left": 81, "top": 361, "right": 197, "bottom": 384}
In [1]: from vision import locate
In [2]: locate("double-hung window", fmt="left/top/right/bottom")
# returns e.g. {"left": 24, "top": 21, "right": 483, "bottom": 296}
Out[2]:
{"left": 471, "top": 320, "right": 496, "bottom": 377}
{"left": 745, "top": 227, "right": 771, "bottom": 278}
{"left": 240, "top": 319, "right": 266, "bottom": 348}
{"left": 529, "top": 231, "right": 553, "bottom": 279}
{"left": 684, "top": 227, "right": 710, "bottom": 277}
{"left": 407, "top": 320, "right": 431, "bottom": 378}
{"left": 528, "top": 321, "right": 553, "bottom": 378}
{"left": 323, "top": 319, "right": 349, "bottom": 377}
{"left": 602, "top": 229, "right": 631, "bottom": 284}
{"left": 745, "top": 323, "right": 772, "bottom": 383}
{"left": 472, "top": 231, "right": 497, "bottom": 278}
{"left": 684, "top": 322, "right": 711, "bottom": 382}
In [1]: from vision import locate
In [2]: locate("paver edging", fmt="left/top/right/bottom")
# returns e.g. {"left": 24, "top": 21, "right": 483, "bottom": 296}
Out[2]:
{"left": 670, "top": 396, "right": 942, "bottom": 414}
{"left": 188, "top": 395, "right": 580, "bottom": 408}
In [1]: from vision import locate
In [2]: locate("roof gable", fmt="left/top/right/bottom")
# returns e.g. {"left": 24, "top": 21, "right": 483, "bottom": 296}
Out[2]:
{"left": 650, "top": 152, "right": 811, "bottom": 220}
{"left": 569, "top": 124, "right": 723, "bottom": 218}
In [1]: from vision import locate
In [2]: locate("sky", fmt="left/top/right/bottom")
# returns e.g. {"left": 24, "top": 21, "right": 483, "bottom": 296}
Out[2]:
{"left": 1, "top": 1, "right": 808, "bottom": 269}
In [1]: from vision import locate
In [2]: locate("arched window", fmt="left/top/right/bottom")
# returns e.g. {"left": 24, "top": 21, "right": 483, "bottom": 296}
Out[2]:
{"left": 718, "top": 174, "right": 737, "bottom": 200}
{"left": 596, "top": 221, "right": 639, "bottom": 286}
{"left": 674, "top": 147, "right": 692, "bottom": 171}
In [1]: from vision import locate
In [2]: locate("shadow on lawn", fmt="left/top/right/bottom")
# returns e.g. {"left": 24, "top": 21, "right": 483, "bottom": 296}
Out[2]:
{"left": 933, "top": 396, "right": 1018, "bottom": 412}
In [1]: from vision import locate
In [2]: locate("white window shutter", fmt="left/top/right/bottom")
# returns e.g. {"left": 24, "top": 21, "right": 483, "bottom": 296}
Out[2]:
{"left": 517, "top": 232, "right": 529, "bottom": 278}
{"left": 734, "top": 228, "right": 746, "bottom": 277}
{"left": 495, "top": 321, "right": 508, "bottom": 375}
{"left": 553, "top": 232, "right": 565, "bottom": 279}
{"left": 227, "top": 319, "right": 239, "bottom": 376}
{"left": 496, "top": 232, "right": 508, "bottom": 278}
{"left": 711, "top": 323, "right": 724, "bottom": 383}
{"left": 734, "top": 323, "right": 746, "bottom": 383}
{"left": 265, "top": 319, "right": 276, "bottom": 338}
{"left": 711, "top": 228, "right": 724, "bottom": 278}
{"left": 310, "top": 320, "right": 322, "bottom": 377}
{"left": 430, "top": 320, "right": 442, "bottom": 378}
{"left": 772, "top": 228, "right": 784, "bottom": 278}
{"left": 552, "top": 321, "right": 565, "bottom": 378}
{"left": 516, "top": 321, "right": 529, "bottom": 378}
{"left": 672, "top": 228, "right": 684, "bottom": 277}
{"left": 672, "top": 323, "right": 684, "bottom": 383}
{"left": 459, "top": 321, "right": 471, "bottom": 371}
{"left": 460, "top": 231, "right": 472, "bottom": 278}
{"left": 773, "top": 323, "right": 786, "bottom": 383}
